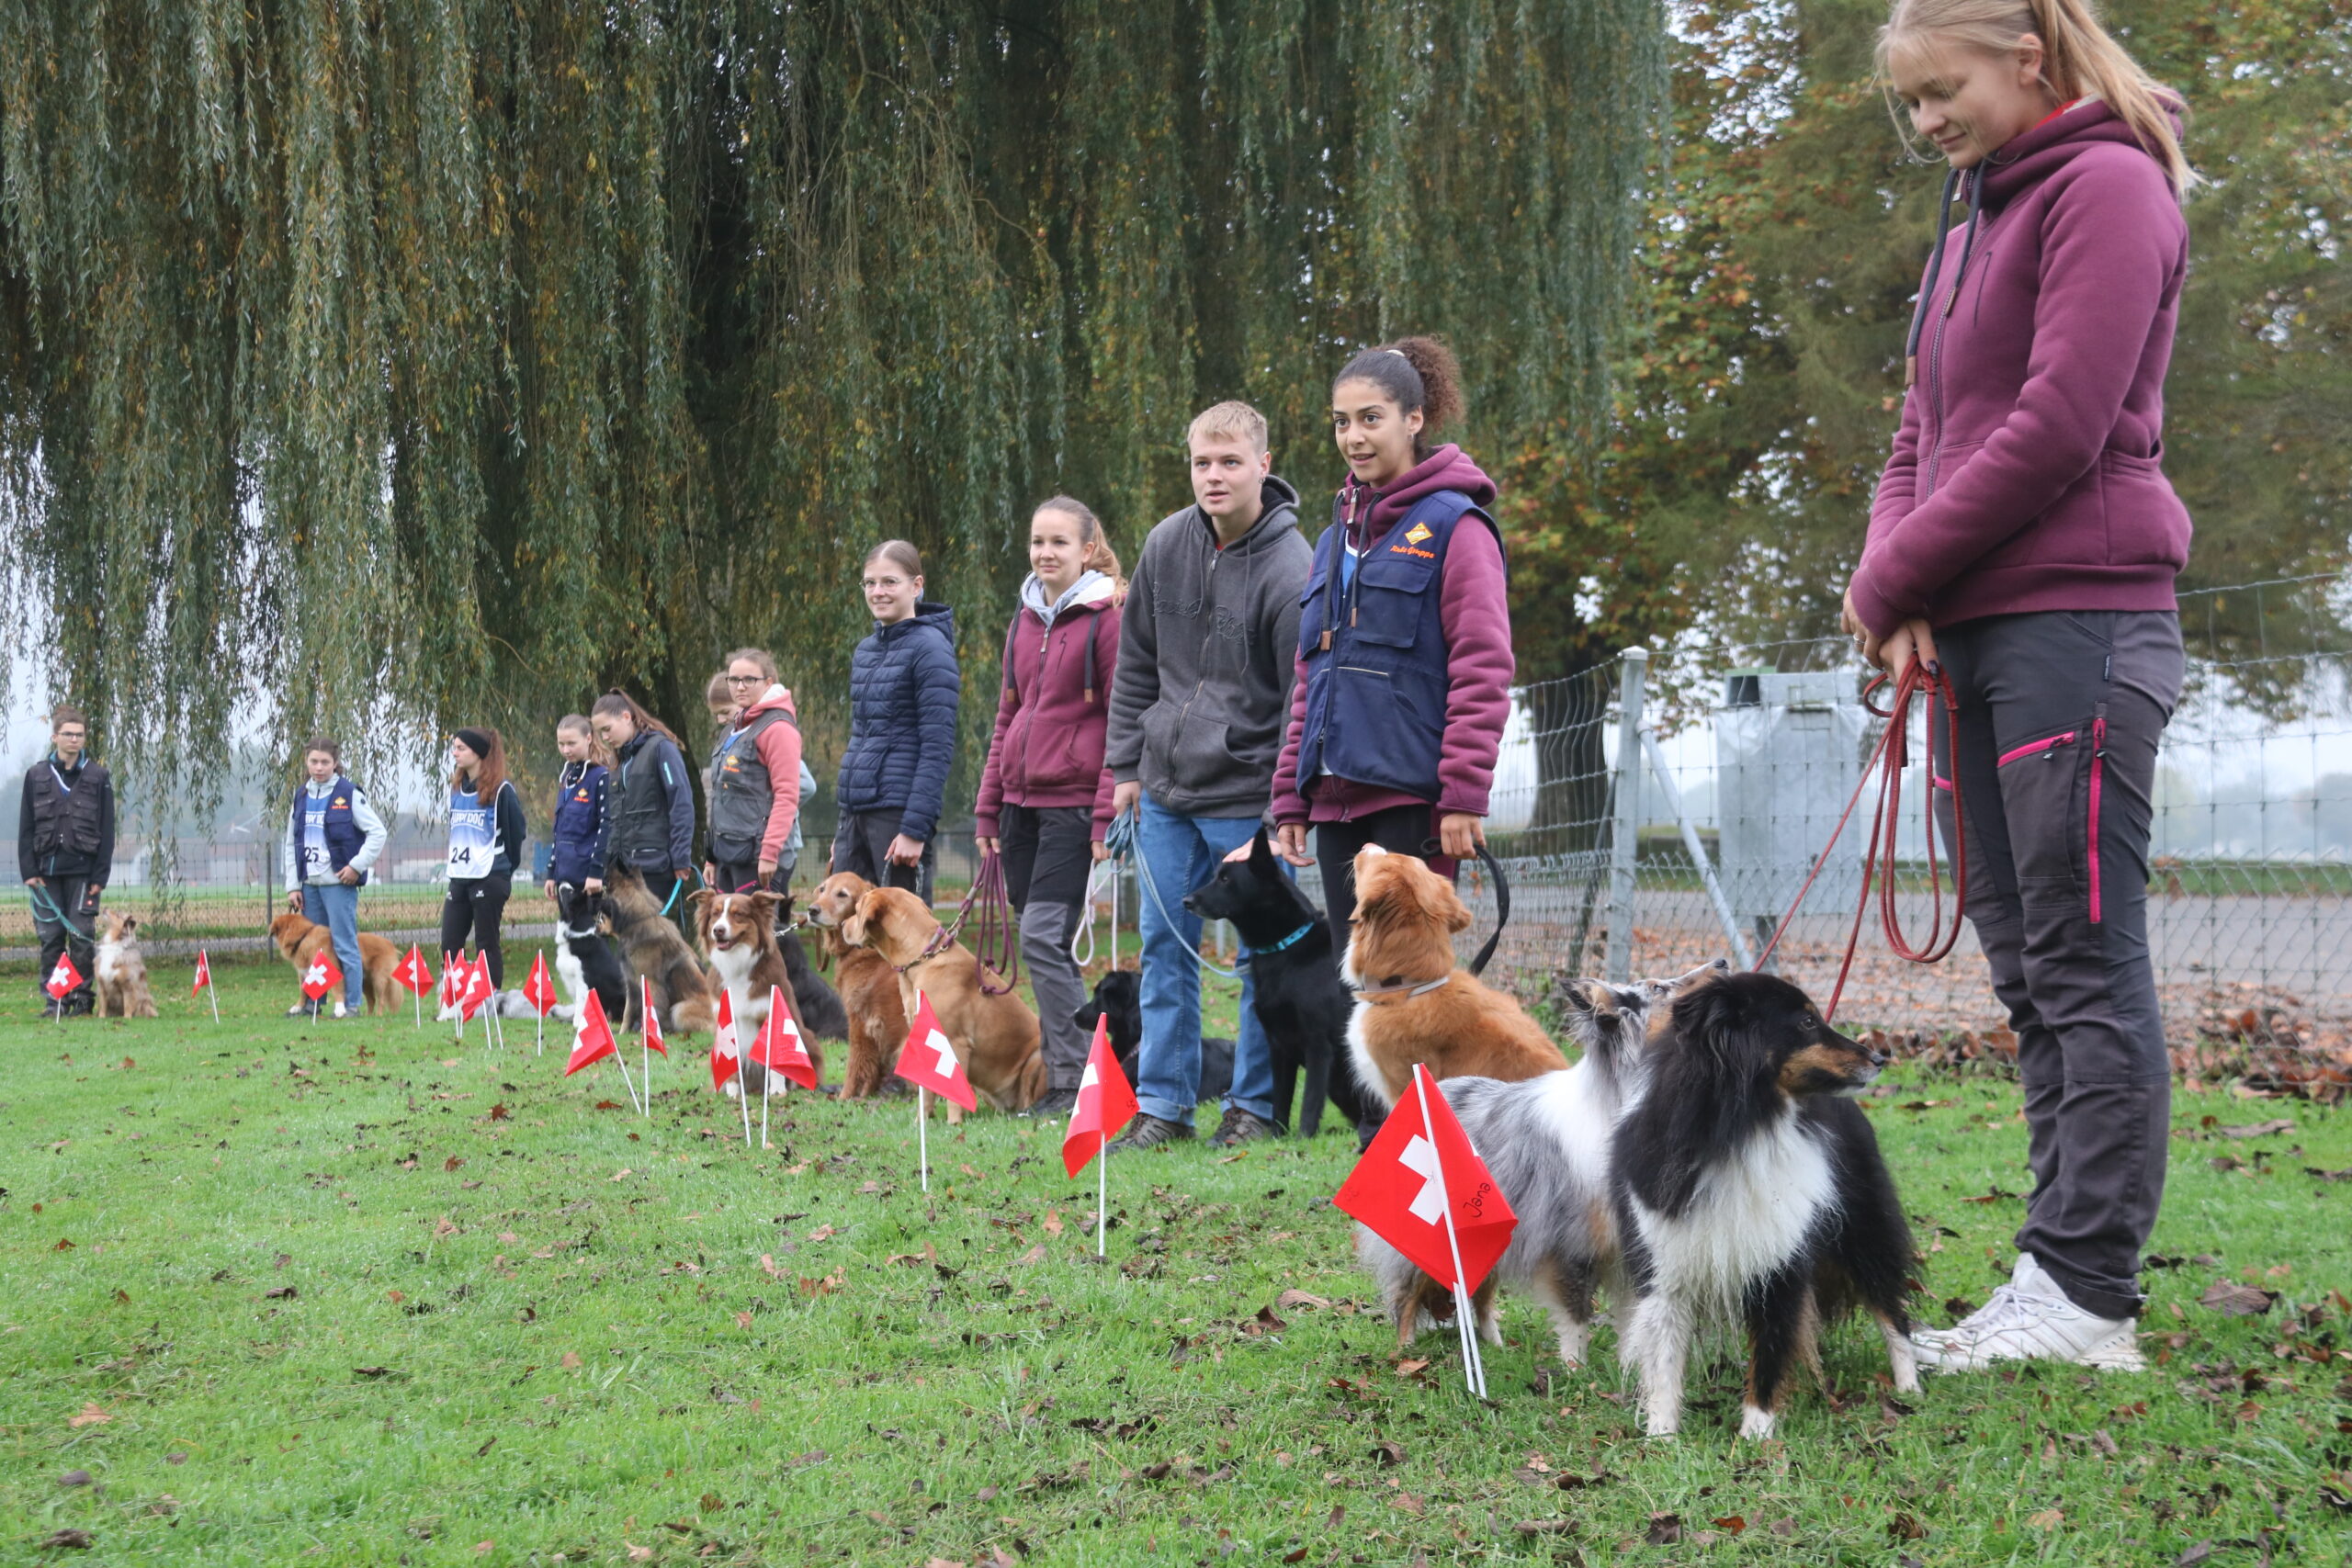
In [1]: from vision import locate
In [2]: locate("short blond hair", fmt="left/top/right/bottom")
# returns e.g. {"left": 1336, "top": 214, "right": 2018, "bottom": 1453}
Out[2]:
{"left": 1187, "top": 400, "right": 1268, "bottom": 455}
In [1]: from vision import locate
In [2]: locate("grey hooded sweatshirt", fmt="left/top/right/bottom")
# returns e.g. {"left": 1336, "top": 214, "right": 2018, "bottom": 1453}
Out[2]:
{"left": 1105, "top": 476, "right": 1312, "bottom": 818}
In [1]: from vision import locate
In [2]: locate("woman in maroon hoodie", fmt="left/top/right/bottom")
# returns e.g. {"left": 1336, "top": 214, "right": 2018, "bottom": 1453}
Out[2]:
{"left": 1266, "top": 336, "right": 1514, "bottom": 951}
{"left": 975, "top": 498, "right": 1122, "bottom": 1115}
{"left": 1845, "top": 0, "right": 2195, "bottom": 1375}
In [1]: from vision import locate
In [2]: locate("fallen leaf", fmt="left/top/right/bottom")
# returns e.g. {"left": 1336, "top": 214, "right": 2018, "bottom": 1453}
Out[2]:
{"left": 2174, "top": 1543, "right": 2214, "bottom": 1567}
{"left": 2198, "top": 1280, "right": 2278, "bottom": 1317}
{"left": 1514, "top": 1520, "right": 1574, "bottom": 1536}
{"left": 444, "top": 1156, "right": 465, "bottom": 1172}
{"left": 56, "top": 1470, "right": 93, "bottom": 1487}
{"left": 560, "top": 1352, "right": 582, "bottom": 1370}
{"left": 759, "top": 1254, "right": 782, "bottom": 1279}
{"left": 1015, "top": 1244, "right": 1047, "bottom": 1265}
{"left": 265, "top": 1285, "right": 299, "bottom": 1300}
{"left": 806, "top": 1224, "right": 836, "bottom": 1242}
{"left": 66, "top": 1403, "right": 112, "bottom": 1427}
{"left": 54, "top": 1237, "right": 74, "bottom": 1251}
{"left": 2025, "top": 1508, "right": 2064, "bottom": 1529}
{"left": 1711, "top": 1515, "right": 1747, "bottom": 1535}
{"left": 1888, "top": 1512, "right": 1927, "bottom": 1540}
{"left": 1645, "top": 1513, "right": 1683, "bottom": 1545}
{"left": 1393, "top": 1358, "right": 1429, "bottom": 1378}
{"left": 1242, "top": 1306, "right": 1288, "bottom": 1337}
{"left": 1371, "top": 1440, "right": 1406, "bottom": 1466}
{"left": 489, "top": 1103, "right": 511, "bottom": 1121}
{"left": 473, "top": 1543, "right": 492, "bottom": 1555}
{"left": 608, "top": 1169, "right": 633, "bottom": 1182}
{"left": 1959, "top": 1186, "right": 2021, "bottom": 1204}
{"left": 2214, "top": 1119, "right": 2296, "bottom": 1139}
{"left": 433, "top": 1216, "right": 459, "bottom": 1238}
{"left": 39, "top": 1529, "right": 93, "bottom": 1550}
{"left": 627, "top": 1547, "right": 654, "bottom": 1562}
{"left": 1274, "top": 1289, "right": 1332, "bottom": 1311}
{"left": 735, "top": 1310, "right": 753, "bottom": 1329}
{"left": 354, "top": 1367, "right": 391, "bottom": 1379}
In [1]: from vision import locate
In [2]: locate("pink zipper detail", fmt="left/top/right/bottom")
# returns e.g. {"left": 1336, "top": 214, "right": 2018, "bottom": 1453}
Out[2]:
{"left": 1931, "top": 774, "right": 1954, "bottom": 792}
{"left": 1996, "top": 730, "right": 2076, "bottom": 768}
{"left": 2087, "top": 716, "right": 2107, "bottom": 924}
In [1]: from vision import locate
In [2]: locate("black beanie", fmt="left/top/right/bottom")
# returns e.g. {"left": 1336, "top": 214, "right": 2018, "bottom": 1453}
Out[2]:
{"left": 454, "top": 728, "right": 493, "bottom": 760}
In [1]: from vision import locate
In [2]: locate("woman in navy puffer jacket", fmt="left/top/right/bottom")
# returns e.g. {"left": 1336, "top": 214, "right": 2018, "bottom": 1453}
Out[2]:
{"left": 832, "top": 539, "right": 960, "bottom": 902}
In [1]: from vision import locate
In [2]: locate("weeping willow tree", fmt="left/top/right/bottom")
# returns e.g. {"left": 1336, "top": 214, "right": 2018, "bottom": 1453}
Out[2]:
{"left": 0, "top": 0, "right": 1665, "bottom": 850}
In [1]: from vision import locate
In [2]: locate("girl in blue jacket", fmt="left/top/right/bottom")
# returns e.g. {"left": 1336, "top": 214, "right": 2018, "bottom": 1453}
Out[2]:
{"left": 544, "top": 713, "right": 612, "bottom": 906}
{"left": 831, "top": 539, "right": 960, "bottom": 902}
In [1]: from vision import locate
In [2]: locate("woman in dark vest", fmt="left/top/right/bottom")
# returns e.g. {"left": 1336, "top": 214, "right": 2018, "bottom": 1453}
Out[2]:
{"left": 17, "top": 705, "right": 114, "bottom": 1015}
{"left": 831, "top": 540, "right": 959, "bottom": 902}
{"left": 278, "top": 735, "right": 388, "bottom": 1019}
{"left": 440, "top": 728, "right": 527, "bottom": 987}
{"left": 703, "top": 647, "right": 806, "bottom": 896}
{"left": 1265, "top": 336, "right": 1516, "bottom": 950}
{"left": 590, "top": 690, "right": 696, "bottom": 916}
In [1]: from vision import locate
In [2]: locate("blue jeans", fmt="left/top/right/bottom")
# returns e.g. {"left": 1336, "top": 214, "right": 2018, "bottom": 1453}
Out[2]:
{"left": 1133, "top": 795, "right": 1275, "bottom": 1125}
{"left": 300, "top": 882, "right": 366, "bottom": 1007}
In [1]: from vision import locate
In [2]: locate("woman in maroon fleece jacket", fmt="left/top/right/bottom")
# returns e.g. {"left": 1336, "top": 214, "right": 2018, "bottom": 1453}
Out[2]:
{"left": 1265, "top": 336, "right": 1513, "bottom": 953}
{"left": 976, "top": 497, "right": 1122, "bottom": 1114}
{"left": 1847, "top": 0, "right": 2196, "bottom": 1376}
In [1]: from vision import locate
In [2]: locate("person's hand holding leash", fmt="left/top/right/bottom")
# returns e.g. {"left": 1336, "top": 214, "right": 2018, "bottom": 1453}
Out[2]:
{"left": 1877, "top": 616, "right": 1940, "bottom": 678}
{"left": 1438, "top": 812, "right": 1487, "bottom": 861}
{"left": 886, "top": 834, "right": 924, "bottom": 868}
{"left": 1111, "top": 781, "right": 1141, "bottom": 822}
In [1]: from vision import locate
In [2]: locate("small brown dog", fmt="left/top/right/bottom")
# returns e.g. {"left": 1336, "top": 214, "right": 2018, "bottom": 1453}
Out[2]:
{"left": 267, "top": 911, "right": 399, "bottom": 1014}
{"left": 1342, "top": 846, "right": 1566, "bottom": 1105}
{"left": 92, "top": 910, "right": 158, "bottom": 1019}
{"left": 838, "top": 885, "right": 1046, "bottom": 1114}
{"left": 805, "top": 873, "right": 910, "bottom": 1100}
{"left": 689, "top": 888, "right": 816, "bottom": 1095}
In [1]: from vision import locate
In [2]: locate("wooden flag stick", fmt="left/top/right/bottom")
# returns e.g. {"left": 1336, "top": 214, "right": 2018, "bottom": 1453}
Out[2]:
{"left": 1413, "top": 1068, "right": 1488, "bottom": 1399}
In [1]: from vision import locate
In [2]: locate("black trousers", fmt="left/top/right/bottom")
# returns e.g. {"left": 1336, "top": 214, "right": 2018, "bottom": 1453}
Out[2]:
{"left": 1000, "top": 803, "right": 1097, "bottom": 1090}
{"left": 1931, "top": 610, "right": 2184, "bottom": 1321}
{"left": 1311, "top": 802, "right": 1457, "bottom": 958}
{"left": 441, "top": 870, "right": 515, "bottom": 987}
{"left": 32, "top": 874, "right": 96, "bottom": 1004}
{"left": 831, "top": 809, "right": 935, "bottom": 905}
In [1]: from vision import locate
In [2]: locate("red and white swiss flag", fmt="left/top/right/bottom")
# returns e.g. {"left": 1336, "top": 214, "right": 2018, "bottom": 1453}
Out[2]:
{"left": 191, "top": 949, "right": 212, "bottom": 996}
{"left": 458, "top": 953, "right": 495, "bottom": 1020}
{"left": 45, "top": 953, "right": 85, "bottom": 999}
{"left": 564, "top": 991, "right": 617, "bottom": 1076}
{"left": 750, "top": 985, "right": 817, "bottom": 1089}
{"left": 437, "top": 952, "right": 464, "bottom": 1010}
{"left": 639, "top": 976, "right": 668, "bottom": 1055}
{"left": 707, "top": 989, "right": 741, "bottom": 1092}
{"left": 1333, "top": 1065, "right": 1517, "bottom": 1294}
{"left": 299, "top": 950, "right": 341, "bottom": 1001}
{"left": 520, "top": 951, "right": 557, "bottom": 1017}
{"left": 392, "top": 944, "right": 434, "bottom": 998}
{"left": 892, "top": 990, "right": 975, "bottom": 1111}
{"left": 1062, "top": 1017, "right": 1137, "bottom": 1177}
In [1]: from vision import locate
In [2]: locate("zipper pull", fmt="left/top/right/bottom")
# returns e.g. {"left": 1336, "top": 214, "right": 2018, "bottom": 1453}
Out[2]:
{"left": 1318, "top": 629, "right": 1331, "bottom": 652}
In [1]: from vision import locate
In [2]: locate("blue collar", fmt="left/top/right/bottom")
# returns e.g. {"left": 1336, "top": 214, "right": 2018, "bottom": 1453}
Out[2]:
{"left": 1257, "top": 920, "right": 1317, "bottom": 954}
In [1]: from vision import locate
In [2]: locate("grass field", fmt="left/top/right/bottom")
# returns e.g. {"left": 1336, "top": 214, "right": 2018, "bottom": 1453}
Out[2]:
{"left": 4, "top": 950, "right": 2347, "bottom": 1565}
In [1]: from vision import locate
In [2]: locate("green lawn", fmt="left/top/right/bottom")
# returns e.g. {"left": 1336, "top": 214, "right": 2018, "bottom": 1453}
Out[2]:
{"left": 3, "top": 953, "right": 2346, "bottom": 1565}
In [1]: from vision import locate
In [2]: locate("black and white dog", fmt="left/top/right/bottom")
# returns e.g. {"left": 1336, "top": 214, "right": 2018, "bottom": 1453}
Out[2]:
{"left": 1074, "top": 969, "right": 1234, "bottom": 1105}
{"left": 549, "top": 883, "right": 628, "bottom": 1024}
{"left": 1611, "top": 970, "right": 1918, "bottom": 1439}
{"left": 1355, "top": 961, "right": 1723, "bottom": 1368}
{"left": 1182, "top": 829, "right": 1374, "bottom": 1139}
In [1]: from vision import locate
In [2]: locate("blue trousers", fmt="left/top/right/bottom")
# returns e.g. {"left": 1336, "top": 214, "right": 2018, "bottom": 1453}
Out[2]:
{"left": 1132, "top": 795, "right": 1274, "bottom": 1125}
{"left": 300, "top": 883, "right": 366, "bottom": 1007}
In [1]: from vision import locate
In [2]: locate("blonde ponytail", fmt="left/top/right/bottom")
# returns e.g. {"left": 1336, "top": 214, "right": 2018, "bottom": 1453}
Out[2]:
{"left": 1879, "top": 0, "right": 2191, "bottom": 194}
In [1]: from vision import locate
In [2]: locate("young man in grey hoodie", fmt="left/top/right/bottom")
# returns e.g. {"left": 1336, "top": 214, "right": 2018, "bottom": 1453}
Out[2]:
{"left": 1104, "top": 400, "right": 1312, "bottom": 1149}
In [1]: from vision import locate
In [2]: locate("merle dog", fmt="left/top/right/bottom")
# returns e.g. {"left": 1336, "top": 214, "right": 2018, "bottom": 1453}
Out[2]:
{"left": 1183, "top": 829, "right": 1374, "bottom": 1140}
{"left": 1075, "top": 969, "right": 1234, "bottom": 1106}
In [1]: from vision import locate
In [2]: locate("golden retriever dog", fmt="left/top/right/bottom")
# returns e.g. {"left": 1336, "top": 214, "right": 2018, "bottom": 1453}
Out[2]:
{"left": 1342, "top": 846, "right": 1566, "bottom": 1105}
{"left": 804, "top": 873, "right": 910, "bottom": 1100}
{"left": 267, "top": 911, "right": 400, "bottom": 1015}
{"left": 838, "top": 886, "right": 1046, "bottom": 1115}
{"left": 92, "top": 910, "right": 159, "bottom": 1019}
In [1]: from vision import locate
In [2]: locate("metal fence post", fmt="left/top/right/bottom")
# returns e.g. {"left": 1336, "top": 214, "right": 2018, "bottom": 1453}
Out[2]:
{"left": 1607, "top": 647, "right": 1648, "bottom": 982}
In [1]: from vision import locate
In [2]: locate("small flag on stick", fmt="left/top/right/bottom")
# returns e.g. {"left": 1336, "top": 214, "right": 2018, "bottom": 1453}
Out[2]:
{"left": 750, "top": 985, "right": 815, "bottom": 1149}
{"left": 639, "top": 976, "right": 666, "bottom": 1119}
{"left": 191, "top": 949, "right": 220, "bottom": 1024}
{"left": 893, "top": 991, "right": 973, "bottom": 1191}
{"left": 521, "top": 951, "right": 557, "bottom": 1055}
{"left": 392, "top": 944, "right": 434, "bottom": 1030}
{"left": 45, "top": 952, "right": 83, "bottom": 1022}
{"left": 709, "top": 991, "right": 752, "bottom": 1145}
{"left": 563, "top": 991, "right": 639, "bottom": 1112}
{"left": 1334, "top": 1064, "right": 1518, "bottom": 1397}
{"left": 1062, "top": 1017, "right": 1136, "bottom": 1256}
{"left": 299, "top": 950, "right": 341, "bottom": 1011}
{"left": 458, "top": 953, "right": 499, "bottom": 1048}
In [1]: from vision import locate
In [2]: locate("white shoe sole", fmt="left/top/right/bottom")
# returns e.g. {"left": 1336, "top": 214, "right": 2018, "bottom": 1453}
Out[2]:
{"left": 1910, "top": 1327, "right": 2145, "bottom": 1374}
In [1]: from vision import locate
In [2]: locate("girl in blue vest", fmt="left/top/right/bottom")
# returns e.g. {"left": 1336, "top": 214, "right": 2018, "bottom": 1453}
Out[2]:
{"left": 545, "top": 713, "right": 612, "bottom": 907}
{"left": 279, "top": 735, "right": 388, "bottom": 1018}
{"left": 831, "top": 540, "right": 960, "bottom": 903}
{"left": 1266, "top": 337, "right": 1516, "bottom": 952}
{"left": 440, "top": 727, "right": 528, "bottom": 987}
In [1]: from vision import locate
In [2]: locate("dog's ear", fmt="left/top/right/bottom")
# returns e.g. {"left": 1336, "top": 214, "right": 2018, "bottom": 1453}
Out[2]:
{"left": 1411, "top": 863, "right": 1474, "bottom": 934}
{"left": 1668, "top": 969, "right": 1746, "bottom": 1066}
{"left": 1250, "top": 828, "right": 1276, "bottom": 872}
{"left": 122, "top": 915, "right": 137, "bottom": 934}
{"left": 685, "top": 888, "right": 712, "bottom": 911}
{"left": 750, "top": 891, "right": 783, "bottom": 922}
{"left": 1559, "top": 977, "right": 1598, "bottom": 1017}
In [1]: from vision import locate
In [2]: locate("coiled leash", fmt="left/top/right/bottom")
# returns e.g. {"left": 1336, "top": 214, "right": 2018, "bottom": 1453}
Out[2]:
{"left": 1069, "top": 852, "right": 1120, "bottom": 970}
{"left": 901, "top": 848, "right": 1023, "bottom": 997}
{"left": 1105, "top": 807, "right": 1244, "bottom": 980}
{"left": 1752, "top": 657, "right": 1970, "bottom": 1020}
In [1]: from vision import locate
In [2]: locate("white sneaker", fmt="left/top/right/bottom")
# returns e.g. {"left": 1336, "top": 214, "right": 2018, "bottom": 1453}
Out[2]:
{"left": 1911, "top": 1255, "right": 2144, "bottom": 1372}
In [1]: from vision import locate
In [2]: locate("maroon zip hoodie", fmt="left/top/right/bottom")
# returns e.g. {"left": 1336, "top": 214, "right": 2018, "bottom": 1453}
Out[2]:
{"left": 975, "top": 572, "right": 1122, "bottom": 841}
{"left": 1270, "top": 443, "right": 1514, "bottom": 825}
{"left": 1849, "top": 99, "right": 2193, "bottom": 638}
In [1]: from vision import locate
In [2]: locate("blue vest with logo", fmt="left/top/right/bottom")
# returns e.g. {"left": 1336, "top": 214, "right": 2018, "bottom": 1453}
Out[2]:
{"left": 1295, "top": 490, "right": 1498, "bottom": 801}
{"left": 290, "top": 775, "right": 369, "bottom": 886}
{"left": 549, "top": 761, "right": 609, "bottom": 886}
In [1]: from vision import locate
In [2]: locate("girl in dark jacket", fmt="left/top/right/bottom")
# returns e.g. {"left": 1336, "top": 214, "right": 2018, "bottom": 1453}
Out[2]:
{"left": 591, "top": 690, "right": 697, "bottom": 916}
{"left": 1265, "top": 337, "right": 1515, "bottom": 955}
{"left": 831, "top": 539, "right": 960, "bottom": 902}
{"left": 1848, "top": 0, "right": 2194, "bottom": 1374}
{"left": 544, "top": 713, "right": 613, "bottom": 904}
{"left": 975, "top": 500, "right": 1121, "bottom": 1113}
{"left": 441, "top": 727, "right": 528, "bottom": 987}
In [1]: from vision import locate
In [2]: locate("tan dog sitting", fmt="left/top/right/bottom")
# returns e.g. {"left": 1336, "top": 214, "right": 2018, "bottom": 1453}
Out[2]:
{"left": 839, "top": 886, "right": 1046, "bottom": 1116}
{"left": 1342, "top": 846, "right": 1566, "bottom": 1105}
{"left": 804, "top": 873, "right": 910, "bottom": 1100}
{"left": 92, "top": 910, "right": 159, "bottom": 1019}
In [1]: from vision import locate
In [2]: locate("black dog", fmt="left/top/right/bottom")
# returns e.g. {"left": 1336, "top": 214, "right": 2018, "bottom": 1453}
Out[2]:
{"left": 553, "top": 883, "right": 628, "bottom": 1023}
{"left": 779, "top": 928, "right": 850, "bottom": 1043}
{"left": 1182, "top": 829, "right": 1374, "bottom": 1140}
{"left": 1075, "top": 969, "right": 1234, "bottom": 1105}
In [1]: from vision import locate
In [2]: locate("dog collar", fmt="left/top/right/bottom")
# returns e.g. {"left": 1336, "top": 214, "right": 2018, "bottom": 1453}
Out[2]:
{"left": 1257, "top": 921, "right": 1317, "bottom": 954}
{"left": 1347, "top": 973, "right": 1453, "bottom": 1003}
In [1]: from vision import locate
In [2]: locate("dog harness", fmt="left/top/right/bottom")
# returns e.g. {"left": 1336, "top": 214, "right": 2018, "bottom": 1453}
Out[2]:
{"left": 1345, "top": 972, "right": 1453, "bottom": 1003}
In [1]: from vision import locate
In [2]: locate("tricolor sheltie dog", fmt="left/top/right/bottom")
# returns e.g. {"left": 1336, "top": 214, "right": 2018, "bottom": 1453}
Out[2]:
{"left": 1611, "top": 970, "right": 1917, "bottom": 1439}
{"left": 1356, "top": 960, "right": 1724, "bottom": 1370}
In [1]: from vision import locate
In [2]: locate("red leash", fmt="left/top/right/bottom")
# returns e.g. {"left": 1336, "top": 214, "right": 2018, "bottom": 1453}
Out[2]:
{"left": 1752, "top": 658, "right": 1969, "bottom": 1020}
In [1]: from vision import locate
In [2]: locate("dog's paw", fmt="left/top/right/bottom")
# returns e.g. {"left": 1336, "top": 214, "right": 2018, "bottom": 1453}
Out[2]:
{"left": 1737, "top": 1405, "right": 1777, "bottom": 1441}
{"left": 721, "top": 1080, "right": 741, "bottom": 1100}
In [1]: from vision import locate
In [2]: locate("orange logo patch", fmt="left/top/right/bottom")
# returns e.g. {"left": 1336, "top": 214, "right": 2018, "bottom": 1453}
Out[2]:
{"left": 1404, "top": 522, "right": 1433, "bottom": 545}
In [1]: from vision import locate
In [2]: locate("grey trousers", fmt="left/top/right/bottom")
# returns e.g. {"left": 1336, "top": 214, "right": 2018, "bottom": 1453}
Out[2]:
{"left": 1931, "top": 610, "right": 2184, "bottom": 1321}
{"left": 1000, "top": 803, "right": 1095, "bottom": 1091}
